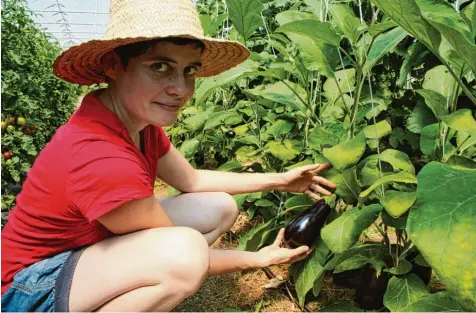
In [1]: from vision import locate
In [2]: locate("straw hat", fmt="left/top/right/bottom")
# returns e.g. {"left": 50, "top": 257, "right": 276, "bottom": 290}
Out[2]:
{"left": 53, "top": 0, "right": 250, "bottom": 86}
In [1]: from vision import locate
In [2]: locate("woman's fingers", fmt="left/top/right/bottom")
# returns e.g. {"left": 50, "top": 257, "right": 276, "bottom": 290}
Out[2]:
{"left": 304, "top": 189, "right": 321, "bottom": 201}
{"left": 310, "top": 162, "right": 332, "bottom": 175}
{"left": 309, "top": 183, "right": 332, "bottom": 196}
{"left": 312, "top": 176, "right": 337, "bottom": 189}
{"left": 273, "top": 228, "right": 285, "bottom": 247}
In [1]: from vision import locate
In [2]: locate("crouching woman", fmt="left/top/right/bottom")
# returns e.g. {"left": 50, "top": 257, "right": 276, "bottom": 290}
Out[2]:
{"left": 1, "top": 0, "right": 336, "bottom": 311}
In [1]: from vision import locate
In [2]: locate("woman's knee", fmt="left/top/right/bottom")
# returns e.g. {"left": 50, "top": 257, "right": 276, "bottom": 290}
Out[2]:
{"left": 215, "top": 192, "right": 239, "bottom": 229}
{"left": 147, "top": 227, "right": 209, "bottom": 294}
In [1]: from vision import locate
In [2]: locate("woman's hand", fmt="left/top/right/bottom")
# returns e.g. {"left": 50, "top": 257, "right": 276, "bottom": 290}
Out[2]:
{"left": 255, "top": 228, "right": 312, "bottom": 267}
{"left": 279, "top": 163, "right": 337, "bottom": 201}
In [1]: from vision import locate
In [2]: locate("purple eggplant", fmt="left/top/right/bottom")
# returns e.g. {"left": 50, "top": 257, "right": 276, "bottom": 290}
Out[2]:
{"left": 283, "top": 199, "right": 331, "bottom": 249}
{"left": 355, "top": 265, "right": 390, "bottom": 310}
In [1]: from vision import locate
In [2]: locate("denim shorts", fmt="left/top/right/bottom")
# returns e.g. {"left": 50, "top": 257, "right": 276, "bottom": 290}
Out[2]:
{"left": 1, "top": 247, "right": 86, "bottom": 312}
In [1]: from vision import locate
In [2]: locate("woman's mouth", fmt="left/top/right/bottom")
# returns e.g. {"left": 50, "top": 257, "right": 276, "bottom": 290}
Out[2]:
{"left": 155, "top": 102, "right": 181, "bottom": 112}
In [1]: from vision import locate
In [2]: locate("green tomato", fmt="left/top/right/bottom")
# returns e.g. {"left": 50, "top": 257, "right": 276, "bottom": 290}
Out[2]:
{"left": 6, "top": 125, "right": 15, "bottom": 133}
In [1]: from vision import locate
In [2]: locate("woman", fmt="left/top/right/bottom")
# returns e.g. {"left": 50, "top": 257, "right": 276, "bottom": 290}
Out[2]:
{"left": 1, "top": 0, "right": 336, "bottom": 311}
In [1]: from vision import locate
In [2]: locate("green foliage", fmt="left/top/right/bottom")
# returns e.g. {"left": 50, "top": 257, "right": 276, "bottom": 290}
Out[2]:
{"left": 172, "top": 0, "right": 476, "bottom": 310}
{"left": 407, "top": 162, "right": 476, "bottom": 310}
{"left": 1, "top": 0, "right": 82, "bottom": 223}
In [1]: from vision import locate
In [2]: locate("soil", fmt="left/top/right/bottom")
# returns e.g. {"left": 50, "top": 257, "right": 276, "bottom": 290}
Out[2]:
{"left": 153, "top": 180, "right": 444, "bottom": 312}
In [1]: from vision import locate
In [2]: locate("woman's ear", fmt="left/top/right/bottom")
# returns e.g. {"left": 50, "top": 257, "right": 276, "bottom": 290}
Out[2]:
{"left": 101, "top": 51, "right": 122, "bottom": 81}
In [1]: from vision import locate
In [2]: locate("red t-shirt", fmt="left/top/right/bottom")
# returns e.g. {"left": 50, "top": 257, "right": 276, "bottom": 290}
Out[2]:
{"left": 1, "top": 91, "right": 171, "bottom": 295}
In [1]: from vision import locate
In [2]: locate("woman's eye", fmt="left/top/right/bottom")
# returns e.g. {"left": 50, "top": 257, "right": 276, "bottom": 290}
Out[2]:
{"left": 185, "top": 66, "right": 198, "bottom": 76}
{"left": 152, "top": 62, "right": 169, "bottom": 72}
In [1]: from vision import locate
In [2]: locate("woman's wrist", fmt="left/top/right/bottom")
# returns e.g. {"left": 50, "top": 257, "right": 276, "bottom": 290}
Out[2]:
{"left": 266, "top": 172, "right": 286, "bottom": 192}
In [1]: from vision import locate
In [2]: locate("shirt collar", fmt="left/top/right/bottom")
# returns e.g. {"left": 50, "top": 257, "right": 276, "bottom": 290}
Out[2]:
{"left": 73, "top": 89, "right": 128, "bottom": 135}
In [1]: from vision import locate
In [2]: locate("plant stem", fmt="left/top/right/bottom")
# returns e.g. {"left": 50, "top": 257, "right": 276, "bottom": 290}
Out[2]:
{"left": 373, "top": 222, "right": 389, "bottom": 246}
{"left": 349, "top": 67, "right": 364, "bottom": 138}
{"left": 339, "top": 46, "right": 358, "bottom": 68}
{"left": 281, "top": 80, "right": 318, "bottom": 124}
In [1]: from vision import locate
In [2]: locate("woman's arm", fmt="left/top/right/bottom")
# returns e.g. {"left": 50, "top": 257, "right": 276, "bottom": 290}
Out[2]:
{"left": 156, "top": 146, "right": 335, "bottom": 197}
{"left": 97, "top": 196, "right": 175, "bottom": 234}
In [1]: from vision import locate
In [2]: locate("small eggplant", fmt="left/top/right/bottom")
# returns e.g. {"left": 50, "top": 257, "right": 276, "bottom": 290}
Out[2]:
{"left": 225, "top": 130, "right": 236, "bottom": 138}
{"left": 283, "top": 199, "right": 331, "bottom": 249}
{"left": 355, "top": 265, "right": 390, "bottom": 310}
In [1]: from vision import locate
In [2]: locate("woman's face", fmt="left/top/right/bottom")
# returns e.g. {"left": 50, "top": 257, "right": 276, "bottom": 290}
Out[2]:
{"left": 110, "top": 41, "right": 202, "bottom": 127}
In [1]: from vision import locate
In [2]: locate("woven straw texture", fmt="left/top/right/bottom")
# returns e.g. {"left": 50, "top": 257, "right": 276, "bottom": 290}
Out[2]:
{"left": 53, "top": 0, "right": 250, "bottom": 85}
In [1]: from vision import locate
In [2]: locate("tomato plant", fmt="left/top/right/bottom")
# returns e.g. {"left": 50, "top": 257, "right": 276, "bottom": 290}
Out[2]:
{"left": 1, "top": 0, "right": 82, "bottom": 225}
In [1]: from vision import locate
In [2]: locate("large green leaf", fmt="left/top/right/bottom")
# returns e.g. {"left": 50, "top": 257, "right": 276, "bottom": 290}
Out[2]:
{"left": 194, "top": 59, "right": 259, "bottom": 105}
{"left": 303, "top": 0, "right": 325, "bottom": 19}
{"left": 291, "top": 240, "right": 328, "bottom": 307}
{"left": 321, "top": 204, "right": 383, "bottom": 253}
{"left": 320, "top": 167, "right": 361, "bottom": 205}
{"left": 383, "top": 274, "right": 430, "bottom": 312}
{"left": 308, "top": 126, "right": 341, "bottom": 152}
{"left": 286, "top": 33, "right": 338, "bottom": 78}
{"left": 323, "top": 132, "right": 366, "bottom": 171}
{"left": 446, "top": 155, "right": 476, "bottom": 170}
{"left": 366, "top": 21, "right": 398, "bottom": 37}
{"left": 266, "top": 139, "right": 301, "bottom": 161}
{"left": 204, "top": 111, "right": 243, "bottom": 130}
{"left": 440, "top": 109, "right": 476, "bottom": 136}
{"left": 380, "top": 149, "right": 415, "bottom": 174}
{"left": 179, "top": 139, "right": 200, "bottom": 158}
{"left": 370, "top": 0, "right": 441, "bottom": 55}
{"left": 200, "top": 13, "right": 229, "bottom": 37}
{"left": 407, "top": 101, "right": 438, "bottom": 134}
{"left": 329, "top": 4, "right": 362, "bottom": 45}
{"left": 217, "top": 160, "right": 244, "bottom": 172}
{"left": 415, "top": 0, "right": 476, "bottom": 75}
{"left": 381, "top": 190, "right": 417, "bottom": 218}
{"left": 225, "top": 0, "right": 264, "bottom": 42}
{"left": 363, "top": 120, "right": 392, "bottom": 139}
{"left": 236, "top": 217, "right": 280, "bottom": 251}
{"left": 275, "top": 10, "right": 316, "bottom": 26}
{"left": 326, "top": 243, "right": 387, "bottom": 273}
{"left": 420, "top": 123, "right": 440, "bottom": 157}
{"left": 405, "top": 292, "right": 461, "bottom": 312}
{"left": 246, "top": 81, "right": 307, "bottom": 113}
{"left": 323, "top": 69, "right": 356, "bottom": 103}
{"left": 415, "top": 89, "right": 448, "bottom": 118}
{"left": 182, "top": 109, "right": 212, "bottom": 131}
{"left": 363, "top": 26, "right": 408, "bottom": 74}
{"left": 359, "top": 158, "right": 382, "bottom": 187}
{"left": 264, "top": 119, "right": 294, "bottom": 140}
{"left": 359, "top": 171, "right": 417, "bottom": 200}
{"left": 407, "top": 162, "right": 476, "bottom": 310}
{"left": 422, "top": 65, "right": 458, "bottom": 101}
{"left": 462, "top": 1, "right": 476, "bottom": 36}
{"left": 276, "top": 19, "right": 342, "bottom": 46}
{"left": 284, "top": 195, "right": 314, "bottom": 214}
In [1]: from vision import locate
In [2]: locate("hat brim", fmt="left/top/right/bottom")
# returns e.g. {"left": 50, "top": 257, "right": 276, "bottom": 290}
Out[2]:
{"left": 53, "top": 35, "right": 250, "bottom": 86}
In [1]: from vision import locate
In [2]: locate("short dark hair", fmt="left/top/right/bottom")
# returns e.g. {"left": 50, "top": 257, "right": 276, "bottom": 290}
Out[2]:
{"left": 114, "top": 37, "right": 205, "bottom": 69}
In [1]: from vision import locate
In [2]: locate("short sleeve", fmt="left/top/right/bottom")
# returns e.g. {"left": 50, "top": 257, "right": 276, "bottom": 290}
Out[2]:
{"left": 155, "top": 127, "right": 171, "bottom": 159}
{"left": 69, "top": 142, "right": 154, "bottom": 222}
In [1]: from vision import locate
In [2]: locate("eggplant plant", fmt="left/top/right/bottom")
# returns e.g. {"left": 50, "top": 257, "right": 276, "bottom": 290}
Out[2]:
{"left": 167, "top": 0, "right": 476, "bottom": 311}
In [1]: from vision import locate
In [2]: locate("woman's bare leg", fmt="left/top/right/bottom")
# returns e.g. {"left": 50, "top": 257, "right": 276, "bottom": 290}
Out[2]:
{"left": 158, "top": 191, "right": 239, "bottom": 245}
{"left": 68, "top": 227, "right": 209, "bottom": 312}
